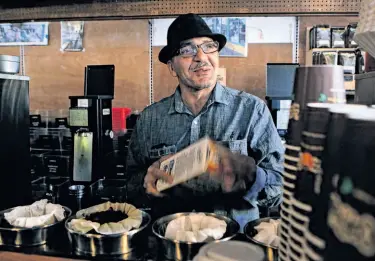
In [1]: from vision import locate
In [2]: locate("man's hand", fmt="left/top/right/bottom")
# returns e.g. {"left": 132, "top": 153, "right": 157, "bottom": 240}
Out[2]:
{"left": 212, "top": 145, "right": 257, "bottom": 193}
{"left": 143, "top": 155, "right": 174, "bottom": 197}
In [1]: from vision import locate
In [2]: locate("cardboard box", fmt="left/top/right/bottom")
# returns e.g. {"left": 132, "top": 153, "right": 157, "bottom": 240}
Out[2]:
{"left": 156, "top": 137, "right": 219, "bottom": 192}
{"left": 344, "top": 74, "right": 355, "bottom": 90}
{"left": 217, "top": 68, "right": 226, "bottom": 86}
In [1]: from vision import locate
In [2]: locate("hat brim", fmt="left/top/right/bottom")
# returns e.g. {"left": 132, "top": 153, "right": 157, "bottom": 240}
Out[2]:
{"left": 158, "top": 33, "right": 227, "bottom": 64}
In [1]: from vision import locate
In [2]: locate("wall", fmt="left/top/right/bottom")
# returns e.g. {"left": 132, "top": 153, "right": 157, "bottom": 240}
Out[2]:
{"left": 0, "top": 20, "right": 150, "bottom": 111}
{"left": 152, "top": 16, "right": 295, "bottom": 102}
{"left": 298, "top": 16, "right": 359, "bottom": 64}
{"left": 0, "top": 16, "right": 358, "bottom": 111}
{"left": 152, "top": 43, "right": 293, "bottom": 102}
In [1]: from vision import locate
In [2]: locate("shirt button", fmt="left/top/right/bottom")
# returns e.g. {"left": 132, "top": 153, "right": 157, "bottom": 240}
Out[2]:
{"left": 193, "top": 120, "right": 198, "bottom": 125}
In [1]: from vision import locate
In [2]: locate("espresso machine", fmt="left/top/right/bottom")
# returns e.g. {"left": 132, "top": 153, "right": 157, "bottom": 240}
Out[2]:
{"left": 68, "top": 95, "right": 114, "bottom": 184}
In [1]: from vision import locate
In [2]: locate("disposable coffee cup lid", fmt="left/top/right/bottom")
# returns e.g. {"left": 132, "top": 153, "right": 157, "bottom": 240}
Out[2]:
{"left": 299, "top": 65, "right": 342, "bottom": 68}
{"left": 347, "top": 108, "right": 375, "bottom": 121}
{"left": 329, "top": 104, "right": 368, "bottom": 114}
{"left": 307, "top": 103, "right": 340, "bottom": 109}
{"left": 194, "top": 241, "right": 265, "bottom": 261}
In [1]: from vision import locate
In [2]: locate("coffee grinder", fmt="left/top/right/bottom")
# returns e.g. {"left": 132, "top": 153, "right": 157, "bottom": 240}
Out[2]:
{"left": 68, "top": 95, "right": 114, "bottom": 184}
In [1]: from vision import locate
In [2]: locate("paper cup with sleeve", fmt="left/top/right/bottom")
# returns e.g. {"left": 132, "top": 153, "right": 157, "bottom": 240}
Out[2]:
{"left": 307, "top": 105, "right": 368, "bottom": 257}
{"left": 324, "top": 110, "right": 375, "bottom": 261}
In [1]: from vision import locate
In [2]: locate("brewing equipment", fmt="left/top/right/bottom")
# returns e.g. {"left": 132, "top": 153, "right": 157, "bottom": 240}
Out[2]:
{"left": 68, "top": 95, "right": 114, "bottom": 184}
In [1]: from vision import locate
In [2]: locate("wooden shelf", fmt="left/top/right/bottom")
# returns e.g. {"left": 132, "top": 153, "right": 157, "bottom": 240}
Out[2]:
{"left": 306, "top": 48, "right": 358, "bottom": 65}
{"left": 305, "top": 27, "right": 360, "bottom": 65}
{"left": 305, "top": 28, "right": 357, "bottom": 92}
{"left": 310, "top": 48, "right": 357, "bottom": 52}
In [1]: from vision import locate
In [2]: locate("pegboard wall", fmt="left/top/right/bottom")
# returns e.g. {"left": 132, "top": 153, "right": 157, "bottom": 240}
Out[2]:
{"left": 0, "top": 0, "right": 361, "bottom": 22}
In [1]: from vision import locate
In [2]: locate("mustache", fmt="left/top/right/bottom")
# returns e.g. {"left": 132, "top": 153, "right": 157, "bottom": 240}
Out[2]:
{"left": 190, "top": 62, "right": 211, "bottom": 72}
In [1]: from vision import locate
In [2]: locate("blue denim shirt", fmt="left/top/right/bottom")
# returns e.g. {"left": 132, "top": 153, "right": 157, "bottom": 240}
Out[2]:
{"left": 126, "top": 83, "right": 284, "bottom": 231}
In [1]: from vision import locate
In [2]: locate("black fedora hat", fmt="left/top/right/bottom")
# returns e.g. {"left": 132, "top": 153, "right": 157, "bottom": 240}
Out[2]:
{"left": 158, "top": 13, "right": 227, "bottom": 64}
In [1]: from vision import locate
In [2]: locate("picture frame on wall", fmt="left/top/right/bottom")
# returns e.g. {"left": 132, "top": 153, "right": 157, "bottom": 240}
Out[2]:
{"left": 60, "top": 21, "right": 84, "bottom": 52}
{"left": 0, "top": 22, "right": 49, "bottom": 46}
{"left": 204, "top": 17, "right": 248, "bottom": 57}
{"left": 152, "top": 16, "right": 296, "bottom": 58}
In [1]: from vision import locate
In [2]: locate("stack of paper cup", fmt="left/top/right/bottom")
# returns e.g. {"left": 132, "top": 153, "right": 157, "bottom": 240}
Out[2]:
{"left": 354, "top": 0, "right": 375, "bottom": 58}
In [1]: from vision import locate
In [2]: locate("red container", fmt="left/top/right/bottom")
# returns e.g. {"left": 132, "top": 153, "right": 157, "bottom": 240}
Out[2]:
{"left": 112, "top": 107, "right": 132, "bottom": 133}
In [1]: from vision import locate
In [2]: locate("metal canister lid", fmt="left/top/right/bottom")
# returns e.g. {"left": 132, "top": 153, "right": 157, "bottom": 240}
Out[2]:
{"left": 69, "top": 185, "right": 85, "bottom": 197}
{"left": 0, "top": 55, "right": 20, "bottom": 62}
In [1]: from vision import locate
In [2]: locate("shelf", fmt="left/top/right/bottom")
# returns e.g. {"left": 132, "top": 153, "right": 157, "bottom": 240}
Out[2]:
{"left": 305, "top": 48, "right": 359, "bottom": 65}
{"left": 309, "top": 48, "right": 358, "bottom": 52}
{"left": 0, "top": 73, "right": 29, "bottom": 81}
{"left": 305, "top": 27, "right": 360, "bottom": 65}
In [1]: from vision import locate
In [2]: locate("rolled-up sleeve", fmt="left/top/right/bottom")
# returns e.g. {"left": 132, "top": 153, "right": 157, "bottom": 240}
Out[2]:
{"left": 244, "top": 101, "right": 284, "bottom": 207}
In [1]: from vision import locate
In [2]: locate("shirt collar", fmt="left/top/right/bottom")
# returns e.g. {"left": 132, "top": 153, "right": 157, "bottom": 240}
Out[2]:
{"left": 211, "top": 82, "right": 230, "bottom": 106}
{"left": 168, "top": 82, "right": 230, "bottom": 115}
{"left": 168, "top": 86, "right": 185, "bottom": 114}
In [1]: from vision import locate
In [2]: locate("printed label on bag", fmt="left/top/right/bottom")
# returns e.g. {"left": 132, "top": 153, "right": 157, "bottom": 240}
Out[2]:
{"left": 328, "top": 192, "right": 375, "bottom": 257}
{"left": 297, "top": 152, "right": 323, "bottom": 194}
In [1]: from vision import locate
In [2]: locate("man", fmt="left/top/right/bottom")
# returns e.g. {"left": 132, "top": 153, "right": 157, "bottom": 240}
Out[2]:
{"left": 126, "top": 13, "right": 284, "bottom": 230}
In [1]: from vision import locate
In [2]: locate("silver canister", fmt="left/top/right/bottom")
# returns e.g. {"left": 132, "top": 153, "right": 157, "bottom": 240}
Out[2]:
{"left": 68, "top": 185, "right": 85, "bottom": 214}
{"left": 65, "top": 210, "right": 151, "bottom": 255}
{"left": 152, "top": 212, "right": 240, "bottom": 261}
{"left": 0, "top": 55, "right": 20, "bottom": 74}
{"left": 244, "top": 217, "right": 280, "bottom": 261}
{"left": 0, "top": 206, "right": 72, "bottom": 247}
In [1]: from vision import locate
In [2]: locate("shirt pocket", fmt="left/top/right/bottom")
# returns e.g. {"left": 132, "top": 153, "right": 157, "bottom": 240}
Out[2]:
{"left": 149, "top": 144, "right": 177, "bottom": 160}
{"left": 218, "top": 139, "right": 248, "bottom": 156}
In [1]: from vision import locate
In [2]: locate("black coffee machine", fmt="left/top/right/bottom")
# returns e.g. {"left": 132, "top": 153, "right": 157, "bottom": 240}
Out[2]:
{"left": 68, "top": 95, "right": 114, "bottom": 184}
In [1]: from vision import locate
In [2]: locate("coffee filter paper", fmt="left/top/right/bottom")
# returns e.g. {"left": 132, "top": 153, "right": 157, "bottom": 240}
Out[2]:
{"left": 69, "top": 201, "right": 142, "bottom": 235}
{"left": 165, "top": 213, "right": 227, "bottom": 243}
{"left": 4, "top": 199, "right": 65, "bottom": 228}
{"left": 253, "top": 219, "right": 281, "bottom": 248}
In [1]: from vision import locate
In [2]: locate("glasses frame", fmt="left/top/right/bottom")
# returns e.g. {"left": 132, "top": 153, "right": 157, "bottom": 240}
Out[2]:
{"left": 174, "top": 41, "right": 220, "bottom": 58}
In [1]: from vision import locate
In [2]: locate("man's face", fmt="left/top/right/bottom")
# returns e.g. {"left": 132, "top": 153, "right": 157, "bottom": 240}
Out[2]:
{"left": 168, "top": 37, "right": 219, "bottom": 91}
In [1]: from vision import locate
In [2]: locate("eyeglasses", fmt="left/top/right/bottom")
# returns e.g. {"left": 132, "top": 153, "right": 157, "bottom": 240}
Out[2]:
{"left": 174, "top": 41, "right": 219, "bottom": 57}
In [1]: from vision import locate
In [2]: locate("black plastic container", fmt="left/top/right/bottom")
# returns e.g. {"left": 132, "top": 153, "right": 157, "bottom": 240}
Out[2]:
{"left": 89, "top": 178, "right": 127, "bottom": 205}
{"left": 43, "top": 150, "right": 70, "bottom": 176}
{"left": 31, "top": 176, "right": 71, "bottom": 204}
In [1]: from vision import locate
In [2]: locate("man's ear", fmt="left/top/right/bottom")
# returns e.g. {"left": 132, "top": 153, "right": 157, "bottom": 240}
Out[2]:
{"left": 167, "top": 60, "right": 178, "bottom": 77}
